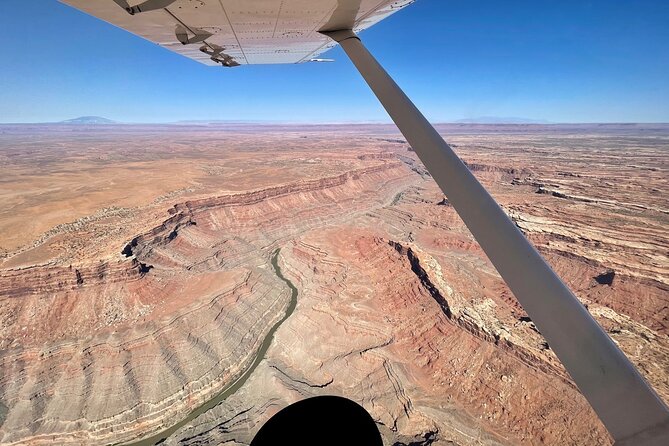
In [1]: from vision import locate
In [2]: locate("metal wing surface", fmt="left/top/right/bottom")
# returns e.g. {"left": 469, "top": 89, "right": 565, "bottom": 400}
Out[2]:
{"left": 59, "top": 0, "right": 416, "bottom": 66}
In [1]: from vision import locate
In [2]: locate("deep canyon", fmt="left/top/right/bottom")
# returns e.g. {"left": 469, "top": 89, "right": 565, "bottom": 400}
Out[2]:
{"left": 0, "top": 123, "right": 667, "bottom": 445}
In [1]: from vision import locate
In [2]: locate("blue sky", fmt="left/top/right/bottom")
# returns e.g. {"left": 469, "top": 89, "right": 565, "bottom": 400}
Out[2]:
{"left": 0, "top": 0, "right": 668, "bottom": 123}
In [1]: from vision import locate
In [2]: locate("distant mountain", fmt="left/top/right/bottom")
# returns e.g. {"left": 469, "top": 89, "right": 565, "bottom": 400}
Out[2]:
{"left": 454, "top": 117, "right": 551, "bottom": 124}
{"left": 60, "top": 116, "right": 117, "bottom": 125}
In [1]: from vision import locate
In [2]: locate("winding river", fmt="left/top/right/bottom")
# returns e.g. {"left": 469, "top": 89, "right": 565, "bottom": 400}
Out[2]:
{"left": 124, "top": 248, "right": 298, "bottom": 446}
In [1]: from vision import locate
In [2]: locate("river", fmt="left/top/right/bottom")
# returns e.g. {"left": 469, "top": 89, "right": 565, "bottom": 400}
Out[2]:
{"left": 123, "top": 248, "right": 298, "bottom": 446}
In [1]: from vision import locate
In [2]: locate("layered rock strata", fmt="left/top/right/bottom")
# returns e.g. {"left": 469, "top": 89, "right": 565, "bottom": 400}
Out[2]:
{"left": 0, "top": 125, "right": 667, "bottom": 446}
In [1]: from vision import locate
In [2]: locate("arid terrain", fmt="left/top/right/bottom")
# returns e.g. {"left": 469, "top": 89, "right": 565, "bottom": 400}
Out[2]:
{"left": 0, "top": 123, "right": 667, "bottom": 445}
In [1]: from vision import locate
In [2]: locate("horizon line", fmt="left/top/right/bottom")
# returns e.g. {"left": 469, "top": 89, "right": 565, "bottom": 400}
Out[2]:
{"left": 2, "top": 120, "right": 669, "bottom": 126}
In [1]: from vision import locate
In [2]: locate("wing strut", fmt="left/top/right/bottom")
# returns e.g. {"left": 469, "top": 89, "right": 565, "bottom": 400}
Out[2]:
{"left": 322, "top": 29, "right": 669, "bottom": 446}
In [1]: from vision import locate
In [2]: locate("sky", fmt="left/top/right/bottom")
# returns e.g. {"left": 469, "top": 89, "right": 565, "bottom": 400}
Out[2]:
{"left": 0, "top": 0, "right": 668, "bottom": 123}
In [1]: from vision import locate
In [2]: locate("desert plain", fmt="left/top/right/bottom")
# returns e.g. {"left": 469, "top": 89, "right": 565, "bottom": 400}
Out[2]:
{"left": 0, "top": 122, "right": 667, "bottom": 445}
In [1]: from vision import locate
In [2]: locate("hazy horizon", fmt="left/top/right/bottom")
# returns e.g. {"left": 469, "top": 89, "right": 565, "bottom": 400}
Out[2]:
{"left": 2, "top": 115, "right": 669, "bottom": 126}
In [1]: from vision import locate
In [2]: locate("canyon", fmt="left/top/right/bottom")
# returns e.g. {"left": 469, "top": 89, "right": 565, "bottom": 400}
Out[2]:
{"left": 0, "top": 123, "right": 667, "bottom": 445}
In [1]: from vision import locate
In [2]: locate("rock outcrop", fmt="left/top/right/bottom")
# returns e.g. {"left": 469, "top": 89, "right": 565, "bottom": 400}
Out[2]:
{"left": 0, "top": 159, "right": 417, "bottom": 444}
{"left": 0, "top": 124, "right": 666, "bottom": 445}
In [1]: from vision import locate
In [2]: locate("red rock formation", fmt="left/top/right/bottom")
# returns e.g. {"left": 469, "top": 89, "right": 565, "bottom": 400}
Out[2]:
{"left": 0, "top": 124, "right": 666, "bottom": 446}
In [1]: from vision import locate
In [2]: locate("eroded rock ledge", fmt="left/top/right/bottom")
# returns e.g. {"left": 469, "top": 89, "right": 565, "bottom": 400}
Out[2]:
{"left": 0, "top": 160, "right": 414, "bottom": 445}
{"left": 388, "top": 240, "right": 570, "bottom": 383}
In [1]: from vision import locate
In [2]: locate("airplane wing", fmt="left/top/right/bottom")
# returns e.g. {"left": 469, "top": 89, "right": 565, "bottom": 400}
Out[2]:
{"left": 59, "top": 0, "right": 416, "bottom": 66}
